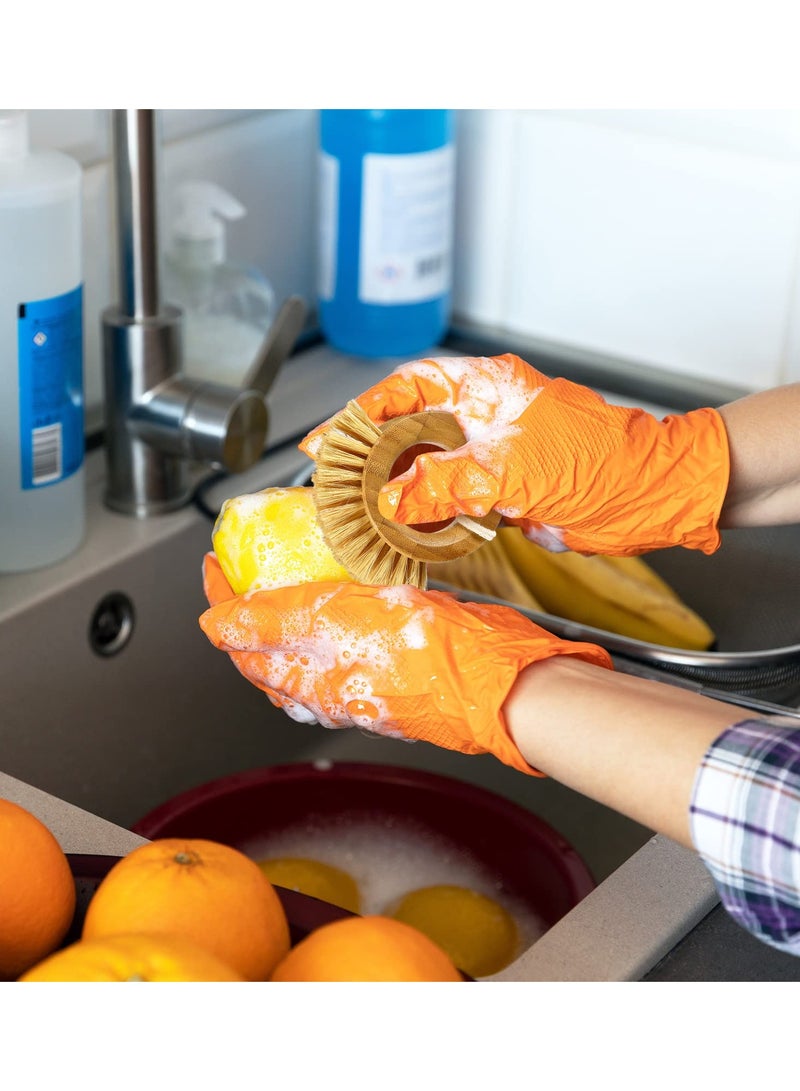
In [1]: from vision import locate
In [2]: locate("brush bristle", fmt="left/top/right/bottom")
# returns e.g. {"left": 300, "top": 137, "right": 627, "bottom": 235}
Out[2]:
{"left": 329, "top": 400, "right": 383, "bottom": 443}
{"left": 312, "top": 400, "right": 427, "bottom": 588}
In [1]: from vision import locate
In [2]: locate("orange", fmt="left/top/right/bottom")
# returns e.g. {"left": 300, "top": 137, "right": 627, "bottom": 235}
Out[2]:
{"left": 387, "top": 884, "right": 519, "bottom": 978}
{"left": 82, "top": 838, "right": 290, "bottom": 981}
{"left": 19, "top": 932, "right": 245, "bottom": 982}
{"left": 257, "top": 856, "right": 361, "bottom": 914}
{"left": 270, "top": 914, "right": 464, "bottom": 982}
{"left": 0, "top": 798, "right": 77, "bottom": 981}
{"left": 212, "top": 486, "right": 354, "bottom": 594}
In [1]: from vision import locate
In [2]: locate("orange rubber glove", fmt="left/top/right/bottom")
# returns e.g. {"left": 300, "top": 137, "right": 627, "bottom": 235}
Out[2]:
{"left": 200, "top": 552, "right": 612, "bottom": 776}
{"left": 301, "top": 353, "right": 731, "bottom": 557}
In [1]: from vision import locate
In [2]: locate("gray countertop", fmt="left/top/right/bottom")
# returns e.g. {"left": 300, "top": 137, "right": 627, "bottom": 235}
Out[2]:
{"left": 0, "top": 770, "right": 146, "bottom": 857}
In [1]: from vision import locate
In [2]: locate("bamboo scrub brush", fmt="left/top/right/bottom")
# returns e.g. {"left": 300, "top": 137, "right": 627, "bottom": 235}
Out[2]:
{"left": 311, "top": 400, "right": 501, "bottom": 588}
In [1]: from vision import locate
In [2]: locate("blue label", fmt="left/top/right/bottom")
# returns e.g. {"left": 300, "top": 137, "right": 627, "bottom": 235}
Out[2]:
{"left": 18, "top": 285, "right": 84, "bottom": 490}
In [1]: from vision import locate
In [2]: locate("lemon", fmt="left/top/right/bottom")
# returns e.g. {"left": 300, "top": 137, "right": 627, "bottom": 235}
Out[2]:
{"left": 258, "top": 856, "right": 362, "bottom": 914}
{"left": 212, "top": 486, "right": 354, "bottom": 594}
{"left": 387, "top": 884, "right": 518, "bottom": 978}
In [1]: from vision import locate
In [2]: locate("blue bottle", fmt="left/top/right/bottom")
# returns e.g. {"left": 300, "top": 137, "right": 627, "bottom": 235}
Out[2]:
{"left": 318, "top": 109, "right": 455, "bottom": 358}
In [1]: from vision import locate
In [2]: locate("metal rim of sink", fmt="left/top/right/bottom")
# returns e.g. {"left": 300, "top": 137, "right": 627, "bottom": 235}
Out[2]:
{"left": 431, "top": 583, "right": 800, "bottom": 709}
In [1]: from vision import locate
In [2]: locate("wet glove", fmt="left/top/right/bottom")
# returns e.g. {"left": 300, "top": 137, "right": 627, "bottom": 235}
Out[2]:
{"left": 301, "top": 353, "right": 730, "bottom": 557}
{"left": 200, "top": 552, "right": 612, "bottom": 776}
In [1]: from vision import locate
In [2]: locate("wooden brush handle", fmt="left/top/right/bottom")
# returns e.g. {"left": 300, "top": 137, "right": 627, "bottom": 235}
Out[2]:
{"left": 362, "top": 411, "right": 501, "bottom": 563}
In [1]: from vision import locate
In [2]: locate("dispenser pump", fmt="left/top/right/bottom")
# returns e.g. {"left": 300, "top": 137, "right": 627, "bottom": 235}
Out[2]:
{"left": 163, "top": 178, "right": 277, "bottom": 386}
{"left": 169, "top": 180, "right": 246, "bottom": 269}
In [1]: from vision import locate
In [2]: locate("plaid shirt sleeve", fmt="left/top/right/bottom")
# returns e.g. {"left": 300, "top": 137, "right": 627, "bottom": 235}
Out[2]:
{"left": 689, "top": 718, "right": 800, "bottom": 956}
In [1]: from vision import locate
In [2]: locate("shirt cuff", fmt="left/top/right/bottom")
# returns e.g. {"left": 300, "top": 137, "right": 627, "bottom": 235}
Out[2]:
{"left": 690, "top": 717, "right": 800, "bottom": 956}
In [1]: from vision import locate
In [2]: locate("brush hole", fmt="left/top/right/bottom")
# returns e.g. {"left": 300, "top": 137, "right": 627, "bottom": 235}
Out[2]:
{"left": 390, "top": 442, "right": 453, "bottom": 533}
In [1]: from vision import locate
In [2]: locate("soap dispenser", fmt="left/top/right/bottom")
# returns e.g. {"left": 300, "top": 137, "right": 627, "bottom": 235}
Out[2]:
{"left": 163, "top": 180, "right": 276, "bottom": 385}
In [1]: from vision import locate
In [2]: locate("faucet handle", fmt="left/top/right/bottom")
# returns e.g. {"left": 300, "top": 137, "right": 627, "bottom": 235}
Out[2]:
{"left": 180, "top": 294, "right": 308, "bottom": 475}
{"left": 179, "top": 294, "right": 308, "bottom": 475}
{"left": 121, "top": 294, "right": 309, "bottom": 484}
{"left": 241, "top": 294, "right": 308, "bottom": 397}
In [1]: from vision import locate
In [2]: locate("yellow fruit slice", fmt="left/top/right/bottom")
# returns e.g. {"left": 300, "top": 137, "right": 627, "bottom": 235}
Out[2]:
{"left": 257, "top": 856, "right": 361, "bottom": 914}
{"left": 387, "top": 883, "right": 519, "bottom": 979}
{"left": 212, "top": 486, "right": 354, "bottom": 594}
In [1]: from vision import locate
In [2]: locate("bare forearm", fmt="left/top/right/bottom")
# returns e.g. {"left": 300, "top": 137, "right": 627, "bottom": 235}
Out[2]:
{"left": 718, "top": 383, "right": 800, "bottom": 528}
{"left": 503, "top": 658, "right": 744, "bottom": 847}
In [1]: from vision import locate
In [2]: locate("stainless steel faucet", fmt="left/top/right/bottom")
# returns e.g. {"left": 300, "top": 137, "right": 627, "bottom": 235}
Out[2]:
{"left": 101, "top": 109, "right": 306, "bottom": 516}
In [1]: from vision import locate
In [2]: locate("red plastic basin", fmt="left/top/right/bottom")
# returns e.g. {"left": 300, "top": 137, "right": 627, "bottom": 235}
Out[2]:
{"left": 132, "top": 761, "right": 594, "bottom": 935}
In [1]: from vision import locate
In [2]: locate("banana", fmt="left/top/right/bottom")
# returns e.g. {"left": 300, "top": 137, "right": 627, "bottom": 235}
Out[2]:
{"left": 494, "top": 527, "right": 715, "bottom": 650}
{"left": 599, "top": 552, "right": 684, "bottom": 602}
{"left": 428, "top": 533, "right": 546, "bottom": 613}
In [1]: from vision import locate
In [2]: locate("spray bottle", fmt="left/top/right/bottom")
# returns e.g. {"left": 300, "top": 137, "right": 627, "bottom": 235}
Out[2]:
{"left": 163, "top": 180, "right": 276, "bottom": 385}
{"left": 318, "top": 109, "right": 456, "bottom": 358}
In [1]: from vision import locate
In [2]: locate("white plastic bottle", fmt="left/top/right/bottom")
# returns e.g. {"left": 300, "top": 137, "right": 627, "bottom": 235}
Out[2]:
{"left": 162, "top": 180, "right": 276, "bottom": 385}
{"left": 0, "top": 111, "right": 85, "bottom": 573}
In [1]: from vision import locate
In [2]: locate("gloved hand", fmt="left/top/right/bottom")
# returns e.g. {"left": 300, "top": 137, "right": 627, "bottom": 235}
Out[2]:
{"left": 200, "top": 552, "right": 612, "bottom": 775}
{"left": 301, "top": 353, "right": 730, "bottom": 557}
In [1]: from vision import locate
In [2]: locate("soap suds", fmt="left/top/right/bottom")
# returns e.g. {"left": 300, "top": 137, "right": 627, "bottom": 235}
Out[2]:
{"left": 244, "top": 811, "right": 548, "bottom": 959}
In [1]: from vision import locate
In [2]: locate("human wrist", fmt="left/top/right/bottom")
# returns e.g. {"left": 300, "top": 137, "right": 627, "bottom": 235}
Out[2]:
{"left": 504, "top": 655, "right": 744, "bottom": 845}
{"left": 497, "top": 646, "right": 613, "bottom": 778}
{"left": 502, "top": 656, "right": 584, "bottom": 775}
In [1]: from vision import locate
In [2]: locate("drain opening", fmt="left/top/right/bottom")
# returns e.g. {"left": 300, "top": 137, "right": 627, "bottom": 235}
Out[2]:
{"left": 89, "top": 592, "right": 135, "bottom": 657}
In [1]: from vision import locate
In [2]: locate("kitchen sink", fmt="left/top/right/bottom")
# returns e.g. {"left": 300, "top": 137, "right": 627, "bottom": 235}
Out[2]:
{"left": 3, "top": 340, "right": 800, "bottom": 980}
{"left": 0, "top": 436, "right": 653, "bottom": 883}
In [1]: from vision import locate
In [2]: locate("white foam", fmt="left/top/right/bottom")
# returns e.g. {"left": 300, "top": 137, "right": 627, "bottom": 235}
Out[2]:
{"left": 243, "top": 811, "right": 548, "bottom": 962}
{"left": 397, "top": 356, "right": 536, "bottom": 439}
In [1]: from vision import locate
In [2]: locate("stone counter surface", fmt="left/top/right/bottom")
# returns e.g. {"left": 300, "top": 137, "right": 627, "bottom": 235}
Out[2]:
{"left": 0, "top": 771, "right": 146, "bottom": 857}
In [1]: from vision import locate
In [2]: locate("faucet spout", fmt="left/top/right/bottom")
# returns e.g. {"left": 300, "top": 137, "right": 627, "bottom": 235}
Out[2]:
{"left": 112, "top": 110, "right": 161, "bottom": 321}
{"left": 101, "top": 109, "right": 306, "bottom": 517}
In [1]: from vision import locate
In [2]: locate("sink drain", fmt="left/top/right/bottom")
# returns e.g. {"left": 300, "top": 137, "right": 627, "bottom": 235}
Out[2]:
{"left": 89, "top": 591, "right": 135, "bottom": 657}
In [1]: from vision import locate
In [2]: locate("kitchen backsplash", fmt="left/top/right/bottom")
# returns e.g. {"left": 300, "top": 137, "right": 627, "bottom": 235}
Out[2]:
{"left": 24, "top": 108, "right": 800, "bottom": 425}
{"left": 455, "top": 110, "right": 800, "bottom": 394}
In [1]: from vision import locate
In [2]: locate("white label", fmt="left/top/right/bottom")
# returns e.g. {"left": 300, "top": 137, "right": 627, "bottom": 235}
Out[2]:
{"left": 18, "top": 285, "right": 84, "bottom": 490}
{"left": 31, "top": 422, "right": 63, "bottom": 484}
{"left": 317, "top": 149, "right": 339, "bottom": 301}
{"left": 359, "top": 144, "right": 454, "bottom": 304}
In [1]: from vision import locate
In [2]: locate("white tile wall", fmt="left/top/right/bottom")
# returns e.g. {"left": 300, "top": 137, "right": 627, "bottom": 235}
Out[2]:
{"left": 452, "top": 109, "right": 800, "bottom": 392}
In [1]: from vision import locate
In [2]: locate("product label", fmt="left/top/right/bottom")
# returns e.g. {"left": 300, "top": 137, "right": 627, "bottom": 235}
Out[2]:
{"left": 360, "top": 144, "right": 454, "bottom": 305}
{"left": 18, "top": 285, "right": 84, "bottom": 489}
{"left": 317, "top": 150, "right": 339, "bottom": 301}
